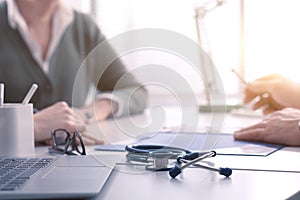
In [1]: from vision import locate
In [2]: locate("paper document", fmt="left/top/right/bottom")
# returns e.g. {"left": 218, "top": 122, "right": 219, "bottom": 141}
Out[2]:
{"left": 95, "top": 132, "right": 283, "bottom": 156}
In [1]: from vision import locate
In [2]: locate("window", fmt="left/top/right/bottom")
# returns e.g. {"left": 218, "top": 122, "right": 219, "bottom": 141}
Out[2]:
{"left": 71, "top": 0, "right": 300, "bottom": 105}
{"left": 244, "top": 0, "right": 300, "bottom": 82}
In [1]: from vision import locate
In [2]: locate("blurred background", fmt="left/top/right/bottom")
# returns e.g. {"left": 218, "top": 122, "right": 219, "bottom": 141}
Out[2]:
{"left": 14, "top": 0, "right": 300, "bottom": 106}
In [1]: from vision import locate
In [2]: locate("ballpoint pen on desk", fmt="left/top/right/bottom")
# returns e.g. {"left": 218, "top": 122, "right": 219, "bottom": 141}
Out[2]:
{"left": 22, "top": 84, "right": 38, "bottom": 104}
{"left": 0, "top": 83, "right": 4, "bottom": 107}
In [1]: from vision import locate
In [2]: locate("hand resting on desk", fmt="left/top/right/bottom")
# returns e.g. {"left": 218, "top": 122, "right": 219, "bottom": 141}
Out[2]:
{"left": 34, "top": 101, "right": 105, "bottom": 146}
{"left": 234, "top": 108, "right": 300, "bottom": 146}
{"left": 74, "top": 99, "right": 117, "bottom": 124}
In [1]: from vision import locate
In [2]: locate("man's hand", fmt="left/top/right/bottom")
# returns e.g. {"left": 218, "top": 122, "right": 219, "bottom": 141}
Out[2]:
{"left": 234, "top": 108, "right": 300, "bottom": 146}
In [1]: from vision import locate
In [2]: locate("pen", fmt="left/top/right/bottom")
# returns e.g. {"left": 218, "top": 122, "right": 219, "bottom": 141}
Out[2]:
{"left": 0, "top": 83, "right": 4, "bottom": 106}
{"left": 22, "top": 84, "right": 38, "bottom": 105}
{"left": 231, "top": 68, "right": 247, "bottom": 85}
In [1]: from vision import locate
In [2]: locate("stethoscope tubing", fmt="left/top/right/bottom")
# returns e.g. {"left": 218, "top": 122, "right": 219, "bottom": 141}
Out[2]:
{"left": 125, "top": 144, "right": 232, "bottom": 177}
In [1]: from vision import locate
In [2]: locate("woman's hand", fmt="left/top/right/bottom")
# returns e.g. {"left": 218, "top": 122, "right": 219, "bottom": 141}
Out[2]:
{"left": 74, "top": 99, "right": 117, "bottom": 124}
{"left": 34, "top": 101, "right": 104, "bottom": 145}
{"left": 244, "top": 74, "right": 300, "bottom": 114}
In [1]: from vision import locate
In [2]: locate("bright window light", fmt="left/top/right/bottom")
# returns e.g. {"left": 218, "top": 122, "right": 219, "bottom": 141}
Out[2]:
{"left": 71, "top": 0, "right": 300, "bottom": 104}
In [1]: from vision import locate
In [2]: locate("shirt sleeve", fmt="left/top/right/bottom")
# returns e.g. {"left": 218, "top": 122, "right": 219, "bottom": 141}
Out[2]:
{"left": 80, "top": 13, "right": 148, "bottom": 116}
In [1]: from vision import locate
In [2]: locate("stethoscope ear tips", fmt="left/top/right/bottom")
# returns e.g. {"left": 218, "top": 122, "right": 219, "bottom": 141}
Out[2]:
{"left": 219, "top": 167, "right": 232, "bottom": 177}
{"left": 169, "top": 165, "right": 182, "bottom": 178}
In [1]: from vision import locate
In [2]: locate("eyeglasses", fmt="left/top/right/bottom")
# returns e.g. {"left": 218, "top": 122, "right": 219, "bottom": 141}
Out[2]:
{"left": 48, "top": 129, "right": 86, "bottom": 155}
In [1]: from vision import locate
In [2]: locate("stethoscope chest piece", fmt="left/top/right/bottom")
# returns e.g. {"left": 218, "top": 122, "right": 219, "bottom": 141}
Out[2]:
{"left": 145, "top": 150, "right": 173, "bottom": 171}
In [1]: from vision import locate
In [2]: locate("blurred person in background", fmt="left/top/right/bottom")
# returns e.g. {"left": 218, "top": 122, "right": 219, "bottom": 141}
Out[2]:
{"left": 0, "top": 0, "right": 147, "bottom": 145}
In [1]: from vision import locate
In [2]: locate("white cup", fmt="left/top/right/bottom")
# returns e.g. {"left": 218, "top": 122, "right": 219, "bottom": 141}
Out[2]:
{"left": 0, "top": 103, "right": 34, "bottom": 156}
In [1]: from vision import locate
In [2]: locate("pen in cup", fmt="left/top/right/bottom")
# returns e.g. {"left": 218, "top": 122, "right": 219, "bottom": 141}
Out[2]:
{"left": 22, "top": 84, "right": 38, "bottom": 105}
{"left": 0, "top": 83, "right": 4, "bottom": 107}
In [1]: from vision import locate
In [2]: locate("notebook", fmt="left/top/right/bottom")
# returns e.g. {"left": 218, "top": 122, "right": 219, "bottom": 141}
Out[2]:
{"left": 0, "top": 155, "right": 113, "bottom": 199}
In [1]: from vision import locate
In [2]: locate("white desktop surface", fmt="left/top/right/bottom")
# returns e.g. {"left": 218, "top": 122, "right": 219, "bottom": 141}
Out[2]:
{"left": 35, "top": 106, "right": 300, "bottom": 200}
{"left": 84, "top": 106, "right": 263, "bottom": 144}
{"left": 94, "top": 167, "right": 300, "bottom": 200}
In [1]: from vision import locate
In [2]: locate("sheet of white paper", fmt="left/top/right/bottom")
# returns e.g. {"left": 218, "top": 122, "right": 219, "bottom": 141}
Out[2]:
{"left": 216, "top": 144, "right": 281, "bottom": 156}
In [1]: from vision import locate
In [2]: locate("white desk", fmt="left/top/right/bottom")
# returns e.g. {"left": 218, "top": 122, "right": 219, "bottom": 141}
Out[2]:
{"left": 35, "top": 107, "right": 300, "bottom": 200}
{"left": 93, "top": 166, "right": 300, "bottom": 200}
{"left": 85, "top": 106, "right": 263, "bottom": 144}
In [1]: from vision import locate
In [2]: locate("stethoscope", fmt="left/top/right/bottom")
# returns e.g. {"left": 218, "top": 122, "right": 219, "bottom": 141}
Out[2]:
{"left": 125, "top": 144, "right": 232, "bottom": 178}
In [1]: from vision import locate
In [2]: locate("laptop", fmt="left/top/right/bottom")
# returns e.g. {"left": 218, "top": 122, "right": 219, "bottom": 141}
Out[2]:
{"left": 0, "top": 155, "right": 114, "bottom": 199}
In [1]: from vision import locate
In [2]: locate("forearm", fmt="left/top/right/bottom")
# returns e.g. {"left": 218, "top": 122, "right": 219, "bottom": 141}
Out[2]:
{"left": 111, "top": 86, "right": 148, "bottom": 116}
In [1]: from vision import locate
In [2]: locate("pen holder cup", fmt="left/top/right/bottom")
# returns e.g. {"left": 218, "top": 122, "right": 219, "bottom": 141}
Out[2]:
{"left": 0, "top": 103, "right": 34, "bottom": 156}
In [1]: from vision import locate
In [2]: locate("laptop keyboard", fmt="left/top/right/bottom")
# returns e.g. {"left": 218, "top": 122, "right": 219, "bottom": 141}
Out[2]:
{"left": 0, "top": 157, "right": 54, "bottom": 191}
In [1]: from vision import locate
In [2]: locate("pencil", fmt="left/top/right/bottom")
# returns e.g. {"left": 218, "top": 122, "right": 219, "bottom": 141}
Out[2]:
{"left": 22, "top": 84, "right": 38, "bottom": 104}
{"left": 0, "top": 83, "right": 4, "bottom": 106}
